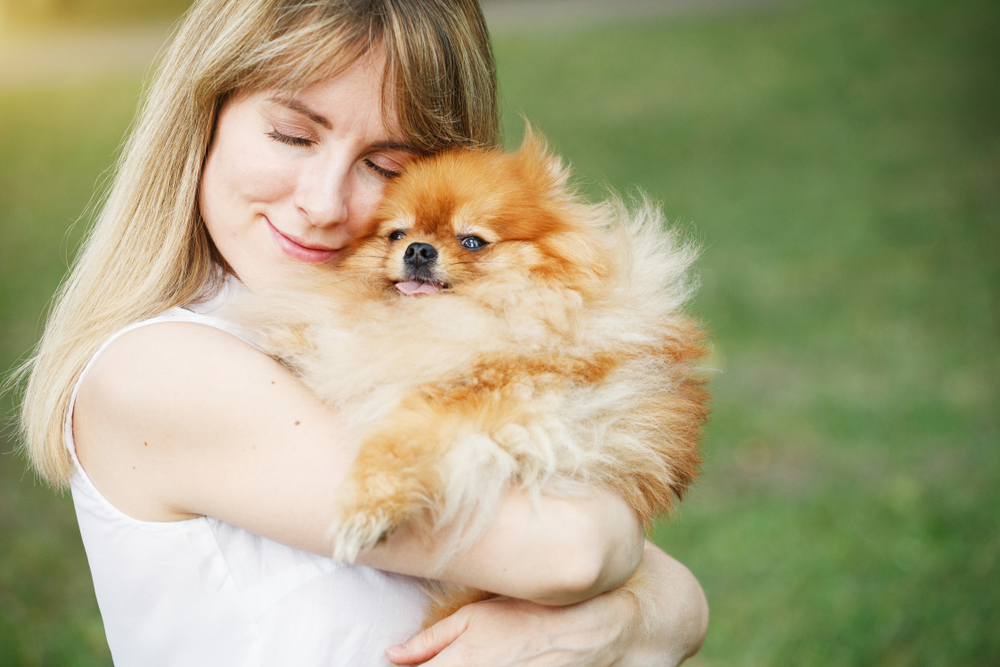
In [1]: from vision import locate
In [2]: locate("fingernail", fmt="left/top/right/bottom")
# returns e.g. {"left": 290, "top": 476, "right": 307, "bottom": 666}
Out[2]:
{"left": 386, "top": 643, "right": 407, "bottom": 654}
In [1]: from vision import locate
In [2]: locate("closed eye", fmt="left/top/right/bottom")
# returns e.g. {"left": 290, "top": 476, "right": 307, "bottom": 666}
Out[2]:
{"left": 365, "top": 159, "right": 401, "bottom": 180}
{"left": 266, "top": 130, "right": 313, "bottom": 147}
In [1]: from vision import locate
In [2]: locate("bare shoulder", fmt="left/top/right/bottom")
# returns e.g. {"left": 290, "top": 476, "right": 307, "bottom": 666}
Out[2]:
{"left": 82, "top": 319, "right": 255, "bottom": 386}
{"left": 79, "top": 321, "right": 282, "bottom": 416}
{"left": 74, "top": 321, "right": 353, "bottom": 551}
{"left": 77, "top": 321, "right": 291, "bottom": 454}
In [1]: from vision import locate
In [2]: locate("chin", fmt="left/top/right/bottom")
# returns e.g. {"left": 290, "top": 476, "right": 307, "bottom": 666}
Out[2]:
{"left": 230, "top": 128, "right": 710, "bottom": 626}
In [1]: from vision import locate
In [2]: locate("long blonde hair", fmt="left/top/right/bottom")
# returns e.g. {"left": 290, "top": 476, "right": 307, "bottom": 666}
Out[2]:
{"left": 16, "top": 0, "right": 500, "bottom": 487}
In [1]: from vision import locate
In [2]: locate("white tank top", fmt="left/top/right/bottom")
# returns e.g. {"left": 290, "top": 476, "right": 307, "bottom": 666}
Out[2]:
{"left": 65, "top": 279, "right": 427, "bottom": 666}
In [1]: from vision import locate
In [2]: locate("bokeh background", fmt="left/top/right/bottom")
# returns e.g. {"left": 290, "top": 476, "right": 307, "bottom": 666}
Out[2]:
{"left": 1, "top": 0, "right": 997, "bottom": 664}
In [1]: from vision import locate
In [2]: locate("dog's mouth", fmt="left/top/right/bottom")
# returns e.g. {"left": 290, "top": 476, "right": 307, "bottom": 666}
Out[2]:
{"left": 392, "top": 242, "right": 453, "bottom": 295}
{"left": 395, "top": 280, "right": 448, "bottom": 296}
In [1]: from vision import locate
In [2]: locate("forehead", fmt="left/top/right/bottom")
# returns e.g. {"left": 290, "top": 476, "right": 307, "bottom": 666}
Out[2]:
{"left": 254, "top": 46, "right": 404, "bottom": 142}
{"left": 373, "top": 147, "right": 578, "bottom": 242}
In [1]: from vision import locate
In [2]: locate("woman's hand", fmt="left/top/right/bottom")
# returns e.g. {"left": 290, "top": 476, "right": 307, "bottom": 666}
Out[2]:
{"left": 386, "top": 595, "right": 633, "bottom": 667}
{"left": 386, "top": 542, "right": 709, "bottom": 667}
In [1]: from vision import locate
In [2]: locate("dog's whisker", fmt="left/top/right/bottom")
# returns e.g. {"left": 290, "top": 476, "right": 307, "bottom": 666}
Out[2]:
{"left": 232, "top": 136, "right": 709, "bottom": 629}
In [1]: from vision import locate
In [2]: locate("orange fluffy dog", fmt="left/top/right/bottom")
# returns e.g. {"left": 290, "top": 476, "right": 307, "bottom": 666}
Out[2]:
{"left": 233, "top": 131, "right": 708, "bottom": 624}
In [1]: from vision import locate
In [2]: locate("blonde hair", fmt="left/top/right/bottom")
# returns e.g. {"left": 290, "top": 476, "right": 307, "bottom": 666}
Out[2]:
{"left": 16, "top": 0, "right": 500, "bottom": 487}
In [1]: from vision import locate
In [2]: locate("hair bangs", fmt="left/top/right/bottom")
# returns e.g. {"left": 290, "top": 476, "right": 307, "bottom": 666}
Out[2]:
{"left": 379, "top": 0, "right": 498, "bottom": 153}
{"left": 233, "top": 3, "right": 379, "bottom": 95}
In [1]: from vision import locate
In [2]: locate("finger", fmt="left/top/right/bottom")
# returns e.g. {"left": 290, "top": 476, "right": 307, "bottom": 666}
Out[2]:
{"left": 386, "top": 613, "right": 470, "bottom": 665}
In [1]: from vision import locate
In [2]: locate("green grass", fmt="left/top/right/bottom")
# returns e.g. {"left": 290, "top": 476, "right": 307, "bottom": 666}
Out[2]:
{"left": 2, "top": 0, "right": 998, "bottom": 664}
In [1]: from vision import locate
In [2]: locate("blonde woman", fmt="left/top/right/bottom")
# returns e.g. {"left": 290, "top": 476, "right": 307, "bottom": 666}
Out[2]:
{"left": 17, "top": 0, "right": 708, "bottom": 664}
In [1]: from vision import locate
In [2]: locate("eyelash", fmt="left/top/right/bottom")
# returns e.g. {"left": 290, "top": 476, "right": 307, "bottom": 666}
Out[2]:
{"left": 266, "top": 130, "right": 312, "bottom": 147}
{"left": 266, "top": 131, "right": 401, "bottom": 180}
{"left": 364, "top": 159, "right": 401, "bottom": 180}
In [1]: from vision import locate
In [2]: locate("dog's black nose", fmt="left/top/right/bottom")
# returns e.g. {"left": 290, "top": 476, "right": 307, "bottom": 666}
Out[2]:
{"left": 403, "top": 242, "right": 438, "bottom": 268}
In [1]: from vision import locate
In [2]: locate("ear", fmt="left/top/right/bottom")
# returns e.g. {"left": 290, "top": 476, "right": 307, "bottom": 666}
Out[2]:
{"left": 518, "top": 120, "right": 571, "bottom": 187}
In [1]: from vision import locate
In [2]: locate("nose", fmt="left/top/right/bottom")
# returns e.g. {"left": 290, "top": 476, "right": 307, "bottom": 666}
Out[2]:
{"left": 403, "top": 242, "right": 438, "bottom": 268}
{"left": 295, "top": 154, "right": 351, "bottom": 229}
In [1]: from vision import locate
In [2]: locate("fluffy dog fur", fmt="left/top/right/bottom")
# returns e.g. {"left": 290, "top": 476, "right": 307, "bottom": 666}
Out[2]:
{"left": 230, "top": 131, "right": 708, "bottom": 624}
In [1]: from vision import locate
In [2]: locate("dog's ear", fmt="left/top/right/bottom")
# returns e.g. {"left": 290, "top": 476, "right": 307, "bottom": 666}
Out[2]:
{"left": 518, "top": 122, "right": 571, "bottom": 188}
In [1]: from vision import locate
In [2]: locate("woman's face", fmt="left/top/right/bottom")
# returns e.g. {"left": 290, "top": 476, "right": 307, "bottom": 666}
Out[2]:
{"left": 199, "top": 49, "right": 416, "bottom": 290}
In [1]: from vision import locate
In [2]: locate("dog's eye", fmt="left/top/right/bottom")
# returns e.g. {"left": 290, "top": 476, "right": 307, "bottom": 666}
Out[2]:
{"left": 460, "top": 236, "right": 488, "bottom": 251}
{"left": 388, "top": 230, "right": 407, "bottom": 242}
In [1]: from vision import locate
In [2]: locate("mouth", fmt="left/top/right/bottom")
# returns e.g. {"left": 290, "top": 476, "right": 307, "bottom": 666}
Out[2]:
{"left": 267, "top": 219, "right": 341, "bottom": 263}
{"left": 394, "top": 280, "right": 448, "bottom": 296}
{"left": 394, "top": 256, "right": 449, "bottom": 296}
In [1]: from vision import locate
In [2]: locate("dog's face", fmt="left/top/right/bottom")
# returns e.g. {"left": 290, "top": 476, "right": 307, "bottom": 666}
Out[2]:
{"left": 341, "top": 132, "right": 610, "bottom": 298}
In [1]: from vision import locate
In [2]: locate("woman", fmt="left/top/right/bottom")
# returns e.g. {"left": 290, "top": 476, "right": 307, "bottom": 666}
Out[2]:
{"left": 18, "top": 0, "right": 708, "bottom": 664}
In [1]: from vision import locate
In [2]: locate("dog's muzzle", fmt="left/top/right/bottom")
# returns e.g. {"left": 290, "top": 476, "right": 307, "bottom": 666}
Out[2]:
{"left": 403, "top": 242, "right": 438, "bottom": 282}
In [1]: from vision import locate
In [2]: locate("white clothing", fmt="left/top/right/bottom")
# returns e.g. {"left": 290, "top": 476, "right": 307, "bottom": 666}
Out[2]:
{"left": 66, "top": 279, "right": 427, "bottom": 667}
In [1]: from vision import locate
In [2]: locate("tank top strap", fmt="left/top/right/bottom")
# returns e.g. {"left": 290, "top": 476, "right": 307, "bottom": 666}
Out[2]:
{"left": 61, "top": 278, "right": 429, "bottom": 665}
{"left": 64, "top": 280, "right": 261, "bottom": 478}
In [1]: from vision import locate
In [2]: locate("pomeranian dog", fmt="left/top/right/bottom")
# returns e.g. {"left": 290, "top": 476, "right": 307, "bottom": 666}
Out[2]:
{"left": 231, "top": 129, "right": 708, "bottom": 624}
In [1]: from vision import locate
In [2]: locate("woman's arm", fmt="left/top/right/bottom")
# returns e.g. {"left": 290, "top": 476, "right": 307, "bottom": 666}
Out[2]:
{"left": 616, "top": 542, "right": 709, "bottom": 666}
{"left": 386, "top": 542, "right": 709, "bottom": 667}
{"left": 74, "top": 322, "right": 643, "bottom": 603}
{"left": 359, "top": 484, "right": 644, "bottom": 605}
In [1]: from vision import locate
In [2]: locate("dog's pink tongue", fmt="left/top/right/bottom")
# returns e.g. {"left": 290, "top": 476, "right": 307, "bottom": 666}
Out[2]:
{"left": 395, "top": 281, "right": 440, "bottom": 296}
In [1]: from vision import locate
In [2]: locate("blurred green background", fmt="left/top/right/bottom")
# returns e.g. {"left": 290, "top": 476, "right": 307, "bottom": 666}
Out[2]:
{"left": 1, "top": 0, "right": 998, "bottom": 664}
{"left": 0, "top": 0, "right": 189, "bottom": 27}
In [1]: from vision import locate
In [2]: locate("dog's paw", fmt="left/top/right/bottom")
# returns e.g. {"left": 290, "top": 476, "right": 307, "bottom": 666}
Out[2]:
{"left": 329, "top": 510, "right": 397, "bottom": 563}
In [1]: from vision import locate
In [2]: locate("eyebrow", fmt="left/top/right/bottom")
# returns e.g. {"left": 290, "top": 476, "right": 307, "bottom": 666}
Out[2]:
{"left": 371, "top": 140, "right": 418, "bottom": 153}
{"left": 265, "top": 94, "right": 418, "bottom": 154}
{"left": 267, "top": 95, "right": 331, "bottom": 129}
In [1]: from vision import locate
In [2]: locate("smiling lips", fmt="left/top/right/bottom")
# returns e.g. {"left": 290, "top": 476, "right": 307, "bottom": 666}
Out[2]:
{"left": 267, "top": 219, "right": 340, "bottom": 263}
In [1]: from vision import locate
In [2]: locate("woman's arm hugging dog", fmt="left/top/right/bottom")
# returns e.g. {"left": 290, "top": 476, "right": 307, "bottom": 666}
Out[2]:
{"left": 229, "top": 128, "right": 710, "bottom": 624}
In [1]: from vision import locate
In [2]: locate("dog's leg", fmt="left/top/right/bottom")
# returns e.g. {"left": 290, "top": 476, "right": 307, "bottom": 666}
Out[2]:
{"left": 330, "top": 405, "right": 453, "bottom": 562}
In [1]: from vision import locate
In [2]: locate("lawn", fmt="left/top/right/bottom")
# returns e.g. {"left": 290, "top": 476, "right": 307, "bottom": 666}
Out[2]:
{"left": 1, "top": 0, "right": 998, "bottom": 664}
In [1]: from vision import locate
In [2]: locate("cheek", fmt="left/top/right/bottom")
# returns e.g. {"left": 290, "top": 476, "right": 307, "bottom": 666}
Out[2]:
{"left": 198, "top": 152, "right": 233, "bottom": 242}
{"left": 485, "top": 243, "right": 544, "bottom": 276}
{"left": 381, "top": 242, "right": 408, "bottom": 275}
{"left": 201, "top": 130, "right": 297, "bottom": 231}
{"left": 438, "top": 247, "right": 485, "bottom": 284}
{"left": 337, "top": 236, "right": 391, "bottom": 275}
{"left": 346, "top": 173, "right": 393, "bottom": 237}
